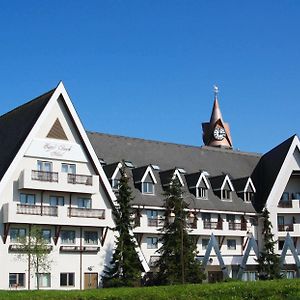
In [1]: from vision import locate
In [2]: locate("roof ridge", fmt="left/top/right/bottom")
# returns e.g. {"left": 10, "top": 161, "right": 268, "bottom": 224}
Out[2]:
{"left": 0, "top": 88, "right": 55, "bottom": 119}
{"left": 87, "top": 131, "right": 262, "bottom": 157}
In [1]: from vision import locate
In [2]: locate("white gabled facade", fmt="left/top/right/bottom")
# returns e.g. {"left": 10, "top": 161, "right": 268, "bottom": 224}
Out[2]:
{"left": 0, "top": 83, "right": 116, "bottom": 290}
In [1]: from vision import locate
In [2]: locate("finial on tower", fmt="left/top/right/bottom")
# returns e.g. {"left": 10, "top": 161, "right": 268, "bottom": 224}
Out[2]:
{"left": 213, "top": 84, "right": 219, "bottom": 100}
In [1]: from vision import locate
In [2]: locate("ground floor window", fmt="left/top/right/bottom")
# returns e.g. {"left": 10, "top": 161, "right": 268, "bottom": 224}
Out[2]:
{"left": 36, "top": 273, "right": 51, "bottom": 288}
{"left": 227, "top": 239, "right": 236, "bottom": 250}
{"left": 147, "top": 237, "right": 158, "bottom": 249}
{"left": 60, "top": 273, "right": 75, "bottom": 286}
{"left": 10, "top": 228, "right": 26, "bottom": 243}
{"left": 242, "top": 271, "right": 257, "bottom": 281}
{"left": 84, "top": 231, "right": 98, "bottom": 245}
{"left": 283, "top": 270, "right": 295, "bottom": 279}
{"left": 9, "top": 273, "right": 25, "bottom": 287}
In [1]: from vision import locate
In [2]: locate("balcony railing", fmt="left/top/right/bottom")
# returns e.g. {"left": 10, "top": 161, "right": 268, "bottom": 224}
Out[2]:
{"left": 203, "top": 221, "right": 223, "bottom": 230}
{"left": 228, "top": 222, "right": 247, "bottom": 231}
{"left": 68, "top": 207, "right": 105, "bottom": 219}
{"left": 31, "top": 170, "right": 58, "bottom": 182}
{"left": 278, "top": 201, "right": 293, "bottom": 208}
{"left": 17, "top": 204, "right": 58, "bottom": 216}
{"left": 68, "top": 174, "right": 92, "bottom": 186}
{"left": 148, "top": 218, "right": 163, "bottom": 227}
{"left": 60, "top": 246, "right": 100, "bottom": 252}
{"left": 278, "top": 224, "right": 294, "bottom": 232}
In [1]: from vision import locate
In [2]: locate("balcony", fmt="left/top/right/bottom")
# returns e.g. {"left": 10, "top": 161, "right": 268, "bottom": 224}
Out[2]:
{"left": 148, "top": 218, "right": 164, "bottom": 227}
{"left": 17, "top": 204, "right": 58, "bottom": 216}
{"left": 68, "top": 207, "right": 105, "bottom": 219}
{"left": 203, "top": 221, "right": 223, "bottom": 230}
{"left": 60, "top": 246, "right": 100, "bottom": 253}
{"left": 18, "top": 169, "right": 99, "bottom": 194}
{"left": 278, "top": 201, "right": 293, "bottom": 208}
{"left": 228, "top": 222, "right": 247, "bottom": 231}
{"left": 9, "top": 244, "right": 53, "bottom": 252}
{"left": 278, "top": 224, "right": 294, "bottom": 232}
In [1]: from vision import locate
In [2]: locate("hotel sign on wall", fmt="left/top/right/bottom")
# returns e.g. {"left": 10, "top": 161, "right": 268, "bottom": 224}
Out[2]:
{"left": 25, "top": 138, "right": 88, "bottom": 162}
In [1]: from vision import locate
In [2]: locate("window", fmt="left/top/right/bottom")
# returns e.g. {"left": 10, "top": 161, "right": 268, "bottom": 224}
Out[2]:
{"left": 202, "top": 213, "right": 211, "bottom": 222}
{"left": 10, "top": 228, "right": 26, "bottom": 243}
{"left": 202, "top": 238, "right": 210, "bottom": 250}
{"left": 49, "top": 196, "right": 64, "bottom": 206}
{"left": 60, "top": 273, "right": 75, "bottom": 287}
{"left": 84, "top": 231, "right": 98, "bottom": 245}
{"left": 20, "top": 193, "right": 35, "bottom": 205}
{"left": 142, "top": 182, "right": 154, "bottom": 194}
{"left": 222, "top": 189, "right": 232, "bottom": 200}
{"left": 293, "top": 193, "right": 300, "bottom": 200}
{"left": 278, "top": 240, "right": 285, "bottom": 250}
{"left": 227, "top": 239, "right": 236, "bottom": 250}
{"left": 37, "top": 160, "right": 52, "bottom": 172}
{"left": 42, "top": 229, "right": 51, "bottom": 244}
{"left": 244, "top": 192, "right": 254, "bottom": 202}
{"left": 9, "top": 273, "right": 25, "bottom": 287}
{"left": 226, "top": 214, "right": 235, "bottom": 223}
{"left": 242, "top": 271, "right": 257, "bottom": 281}
{"left": 197, "top": 187, "right": 208, "bottom": 199}
{"left": 111, "top": 179, "right": 120, "bottom": 190}
{"left": 281, "top": 192, "right": 289, "bottom": 202}
{"left": 147, "top": 237, "right": 158, "bottom": 249}
{"left": 61, "top": 163, "right": 76, "bottom": 174}
{"left": 283, "top": 271, "right": 295, "bottom": 279}
{"left": 77, "top": 198, "right": 91, "bottom": 209}
{"left": 61, "top": 230, "right": 75, "bottom": 244}
{"left": 36, "top": 273, "right": 51, "bottom": 288}
{"left": 278, "top": 216, "right": 285, "bottom": 225}
{"left": 147, "top": 210, "right": 158, "bottom": 219}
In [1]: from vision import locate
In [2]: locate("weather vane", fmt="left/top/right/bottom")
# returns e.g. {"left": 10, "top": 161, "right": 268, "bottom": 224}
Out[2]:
{"left": 213, "top": 85, "right": 219, "bottom": 100}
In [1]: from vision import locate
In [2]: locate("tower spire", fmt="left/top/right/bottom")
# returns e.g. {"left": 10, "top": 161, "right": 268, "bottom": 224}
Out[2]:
{"left": 202, "top": 86, "right": 233, "bottom": 148}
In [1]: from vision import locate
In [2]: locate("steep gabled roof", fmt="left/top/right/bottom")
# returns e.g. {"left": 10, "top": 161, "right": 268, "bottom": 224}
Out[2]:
{"left": 251, "top": 135, "right": 296, "bottom": 212}
{"left": 0, "top": 89, "right": 55, "bottom": 180}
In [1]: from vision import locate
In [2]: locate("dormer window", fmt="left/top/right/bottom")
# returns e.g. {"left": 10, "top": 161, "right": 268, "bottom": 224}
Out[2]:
{"left": 197, "top": 187, "right": 208, "bottom": 199}
{"left": 222, "top": 189, "right": 232, "bottom": 200}
{"left": 244, "top": 192, "right": 254, "bottom": 202}
{"left": 142, "top": 182, "right": 154, "bottom": 194}
{"left": 232, "top": 177, "right": 256, "bottom": 202}
{"left": 111, "top": 179, "right": 120, "bottom": 191}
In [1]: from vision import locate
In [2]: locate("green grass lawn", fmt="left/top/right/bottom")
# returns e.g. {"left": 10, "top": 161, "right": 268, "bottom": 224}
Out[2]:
{"left": 1, "top": 279, "right": 300, "bottom": 300}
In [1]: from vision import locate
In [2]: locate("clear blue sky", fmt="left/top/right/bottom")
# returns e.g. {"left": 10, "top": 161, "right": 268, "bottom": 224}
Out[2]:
{"left": 0, "top": 1, "right": 299, "bottom": 153}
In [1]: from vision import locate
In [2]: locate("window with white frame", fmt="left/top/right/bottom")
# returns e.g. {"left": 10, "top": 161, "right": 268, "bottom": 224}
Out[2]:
{"left": 84, "top": 231, "right": 98, "bottom": 245}
{"left": 202, "top": 238, "right": 210, "bottom": 250}
{"left": 60, "top": 273, "right": 75, "bottom": 287}
{"left": 36, "top": 273, "right": 51, "bottom": 288}
{"left": 77, "top": 198, "right": 91, "bottom": 209}
{"left": 49, "top": 196, "right": 64, "bottom": 206}
{"left": 37, "top": 160, "right": 52, "bottom": 172}
{"left": 111, "top": 179, "right": 120, "bottom": 190}
{"left": 42, "top": 229, "right": 51, "bottom": 244}
{"left": 61, "top": 163, "right": 76, "bottom": 174}
{"left": 244, "top": 192, "right": 254, "bottom": 202}
{"left": 10, "top": 228, "right": 26, "bottom": 243}
{"left": 227, "top": 239, "right": 236, "bottom": 250}
{"left": 61, "top": 230, "right": 75, "bottom": 244}
{"left": 20, "top": 193, "right": 35, "bottom": 205}
{"left": 142, "top": 182, "right": 154, "bottom": 194}
{"left": 147, "top": 237, "right": 158, "bottom": 249}
{"left": 9, "top": 273, "right": 25, "bottom": 287}
{"left": 222, "top": 189, "right": 232, "bottom": 200}
{"left": 197, "top": 187, "right": 208, "bottom": 199}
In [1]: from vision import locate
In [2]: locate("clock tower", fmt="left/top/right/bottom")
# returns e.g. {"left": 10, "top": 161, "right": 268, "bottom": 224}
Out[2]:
{"left": 202, "top": 86, "right": 233, "bottom": 148}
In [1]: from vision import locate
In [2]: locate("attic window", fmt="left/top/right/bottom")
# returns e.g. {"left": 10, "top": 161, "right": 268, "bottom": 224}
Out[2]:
{"left": 222, "top": 189, "right": 232, "bottom": 200}
{"left": 124, "top": 161, "right": 135, "bottom": 168}
{"left": 142, "top": 182, "right": 155, "bottom": 195}
{"left": 197, "top": 187, "right": 208, "bottom": 200}
{"left": 244, "top": 192, "right": 254, "bottom": 202}
{"left": 111, "top": 179, "right": 120, "bottom": 191}
{"left": 151, "top": 165, "right": 160, "bottom": 171}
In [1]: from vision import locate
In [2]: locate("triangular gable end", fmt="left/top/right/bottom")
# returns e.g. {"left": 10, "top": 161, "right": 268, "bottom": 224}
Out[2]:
{"left": 112, "top": 162, "right": 123, "bottom": 180}
{"left": 196, "top": 172, "right": 210, "bottom": 189}
{"left": 221, "top": 175, "right": 234, "bottom": 191}
{"left": 244, "top": 178, "right": 256, "bottom": 193}
{"left": 141, "top": 166, "right": 158, "bottom": 184}
{"left": 0, "top": 82, "right": 116, "bottom": 204}
{"left": 173, "top": 169, "right": 184, "bottom": 187}
{"left": 47, "top": 118, "right": 68, "bottom": 140}
{"left": 202, "top": 233, "right": 229, "bottom": 278}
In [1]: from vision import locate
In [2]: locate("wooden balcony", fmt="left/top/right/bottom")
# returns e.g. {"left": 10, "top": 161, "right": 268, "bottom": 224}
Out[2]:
{"left": 278, "top": 201, "right": 293, "bottom": 208}
{"left": 228, "top": 222, "right": 247, "bottom": 231}
{"left": 68, "top": 207, "right": 105, "bottom": 219}
{"left": 9, "top": 244, "right": 53, "bottom": 252}
{"left": 60, "top": 246, "right": 100, "bottom": 253}
{"left": 148, "top": 218, "right": 163, "bottom": 227}
{"left": 203, "top": 221, "right": 223, "bottom": 230}
{"left": 17, "top": 204, "right": 58, "bottom": 216}
{"left": 278, "top": 224, "right": 294, "bottom": 232}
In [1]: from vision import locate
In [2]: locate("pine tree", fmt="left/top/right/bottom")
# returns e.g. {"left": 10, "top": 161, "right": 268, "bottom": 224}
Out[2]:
{"left": 102, "top": 165, "right": 141, "bottom": 287}
{"left": 257, "top": 208, "right": 281, "bottom": 280}
{"left": 155, "top": 177, "right": 205, "bottom": 285}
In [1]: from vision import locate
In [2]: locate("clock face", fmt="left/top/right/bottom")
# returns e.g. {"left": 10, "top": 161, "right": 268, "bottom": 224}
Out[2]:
{"left": 213, "top": 127, "right": 226, "bottom": 141}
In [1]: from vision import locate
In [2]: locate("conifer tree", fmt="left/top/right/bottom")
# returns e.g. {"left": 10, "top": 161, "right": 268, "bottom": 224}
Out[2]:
{"left": 102, "top": 165, "right": 141, "bottom": 287}
{"left": 155, "top": 177, "right": 205, "bottom": 285}
{"left": 257, "top": 208, "right": 281, "bottom": 280}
